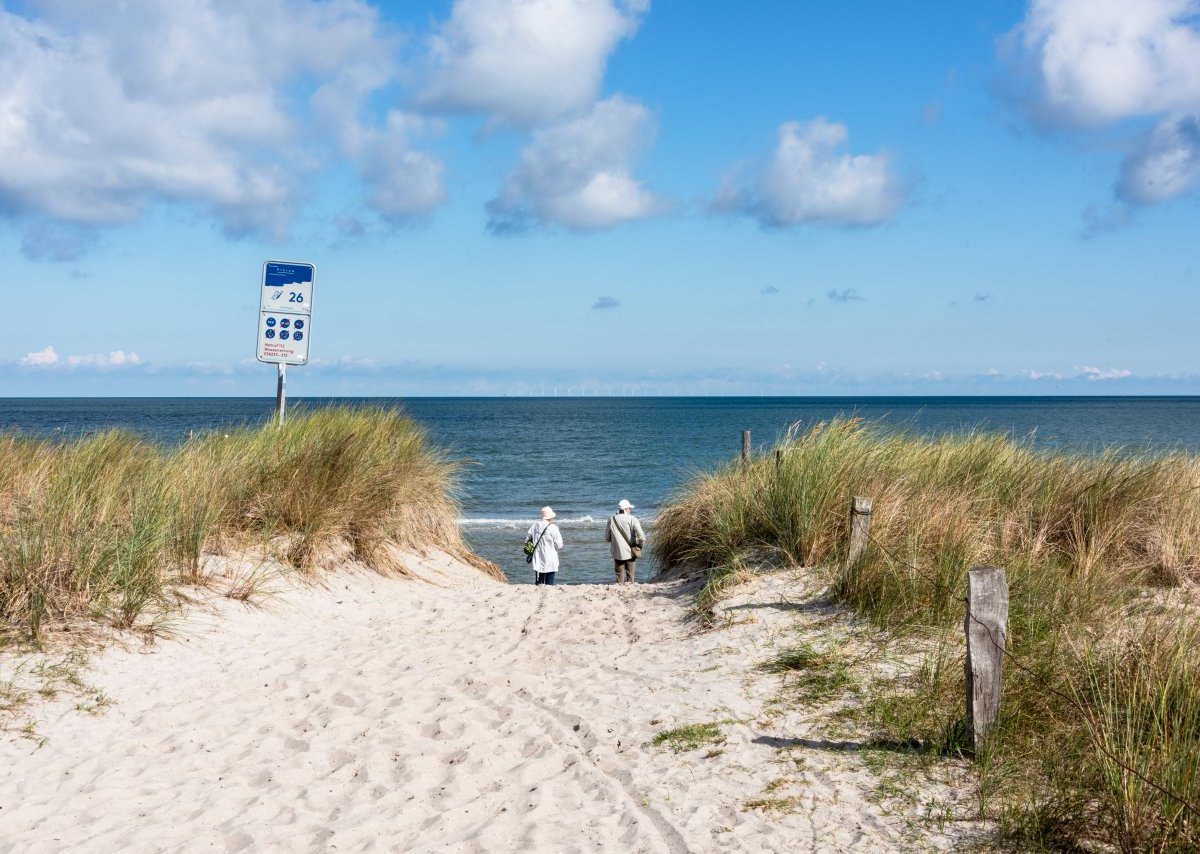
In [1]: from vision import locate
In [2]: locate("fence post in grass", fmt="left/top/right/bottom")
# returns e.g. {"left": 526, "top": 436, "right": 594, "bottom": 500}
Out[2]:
{"left": 741, "top": 430, "right": 751, "bottom": 464}
{"left": 846, "top": 496, "right": 872, "bottom": 570}
{"left": 774, "top": 449, "right": 783, "bottom": 472}
{"left": 964, "top": 566, "right": 1009, "bottom": 755}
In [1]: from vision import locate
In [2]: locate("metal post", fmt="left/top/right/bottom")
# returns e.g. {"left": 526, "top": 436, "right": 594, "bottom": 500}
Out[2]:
{"left": 276, "top": 363, "right": 287, "bottom": 426}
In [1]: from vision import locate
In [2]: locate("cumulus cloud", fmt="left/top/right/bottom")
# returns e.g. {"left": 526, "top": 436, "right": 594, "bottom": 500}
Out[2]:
{"left": 0, "top": 0, "right": 415, "bottom": 239}
{"left": 716, "top": 119, "right": 905, "bottom": 228}
{"left": 592, "top": 296, "right": 620, "bottom": 309}
{"left": 19, "top": 346, "right": 142, "bottom": 369}
{"left": 1004, "top": 0, "right": 1200, "bottom": 127}
{"left": 1020, "top": 369, "right": 1063, "bottom": 380}
{"left": 420, "top": 0, "right": 647, "bottom": 126}
{"left": 350, "top": 113, "right": 447, "bottom": 221}
{"left": 1014, "top": 366, "right": 1132, "bottom": 382}
{"left": 1077, "top": 365, "right": 1133, "bottom": 381}
{"left": 1116, "top": 115, "right": 1200, "bottom": 205}
{"left": 1002, "top": 1, "right": 1200, "bottom": 211}
{"left": 487, "top": 97, "right": 659, "bottom": 232}
{"left": 19, "top": 346, "right": 60, "bottom": 366}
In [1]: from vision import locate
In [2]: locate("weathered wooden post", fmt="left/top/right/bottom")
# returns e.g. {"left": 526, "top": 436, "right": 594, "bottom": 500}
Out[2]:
{"left": 964, "top": 566, "right": 1009, "bottom": 754}
{"left": 846, "top": 496, "right": 872, "bottom": 569}
{"left": 741, "top": 430, "right": 751, "bottom": 464}
{"left": 774, "top": 449, "right": 783, "bottom": 472}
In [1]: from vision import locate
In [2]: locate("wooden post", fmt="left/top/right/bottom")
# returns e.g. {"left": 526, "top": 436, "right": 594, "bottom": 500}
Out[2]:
{"left": 774, "top": 449, "right": 783, "bottom": 472}
{"left": 965, "top": 567, "right": 1009, "bottom": 754}
{"left": 275, "top": 363, "right": 287, "bottom": 427}
{"left": 741, "top": 430, "right": 751, "bottom": 464}
{"left": 846, "top": 496, "right": 872, "bottom": 569}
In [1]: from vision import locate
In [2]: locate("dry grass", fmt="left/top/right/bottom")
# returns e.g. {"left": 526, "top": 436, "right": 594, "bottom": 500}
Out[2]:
{"left": 0, "top": 406, "right": 498, "bottom": 641}
{"left": 654, "top": 419, "right": 1200, "bottom": 851}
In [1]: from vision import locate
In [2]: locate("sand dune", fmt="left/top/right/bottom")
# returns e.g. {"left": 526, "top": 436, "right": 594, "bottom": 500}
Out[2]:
{"left": 1, "top": 554, "right": 984, "bottom": 852}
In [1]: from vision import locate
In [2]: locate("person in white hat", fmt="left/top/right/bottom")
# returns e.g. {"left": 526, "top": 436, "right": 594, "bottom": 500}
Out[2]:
{"left": 525, "top": 506, "right": 564, "bottom": 585}
{"left": 605, "top": 499, "right": 645, "bottom": 584}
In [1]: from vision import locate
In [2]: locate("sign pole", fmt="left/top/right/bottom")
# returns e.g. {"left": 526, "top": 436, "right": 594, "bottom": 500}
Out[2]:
{"left": 276, "top": 362, "right": 287, "bottom": 426}
{"left": 256, "top": 260, "right": 315, "bottom": 427}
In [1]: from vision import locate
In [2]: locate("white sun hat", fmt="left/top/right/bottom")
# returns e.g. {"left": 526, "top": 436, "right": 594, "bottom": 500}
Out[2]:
{"left": 541, "top": 506, "right": 557, "bottom": 520}
{"left": 617, "top": 499, "right": 634, "bottom": 510}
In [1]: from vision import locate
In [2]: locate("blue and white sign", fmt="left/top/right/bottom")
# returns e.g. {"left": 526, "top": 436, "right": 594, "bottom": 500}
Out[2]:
{"left": 257, "top": 261, "right": 315, "bottom": 365}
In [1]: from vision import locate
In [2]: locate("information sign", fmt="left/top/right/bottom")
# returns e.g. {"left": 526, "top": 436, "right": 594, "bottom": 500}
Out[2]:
{"left": 257, "top": 261, "right": 315, "bottom": 365}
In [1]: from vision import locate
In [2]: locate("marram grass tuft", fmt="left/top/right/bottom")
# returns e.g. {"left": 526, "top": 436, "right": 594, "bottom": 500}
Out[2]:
{"left": 654, "top": 418, "right": 1200, "bottom": 851}
{"left": 0, "top": 406, "right": 499, "bottom": 641}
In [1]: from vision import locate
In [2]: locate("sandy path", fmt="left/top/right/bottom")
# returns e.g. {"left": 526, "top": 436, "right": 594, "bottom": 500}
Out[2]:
{"left": 1, "top": 556, "right": 982, "bottom": 853}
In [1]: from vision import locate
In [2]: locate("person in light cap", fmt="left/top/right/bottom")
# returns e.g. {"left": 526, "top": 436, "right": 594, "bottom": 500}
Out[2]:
{"left": 526, "top": 506, "right": 564, "bottom": 585}
{"left": 605, "top": 499, "right": 645, "bottom": 584}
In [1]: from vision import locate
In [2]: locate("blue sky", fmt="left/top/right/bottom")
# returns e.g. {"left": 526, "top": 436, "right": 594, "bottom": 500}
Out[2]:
{"left": 2, "top": 0, "right": 1199, "bottom": 396}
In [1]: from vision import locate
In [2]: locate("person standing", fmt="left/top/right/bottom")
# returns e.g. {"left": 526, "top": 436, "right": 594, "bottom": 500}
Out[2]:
{"left": 605, "top": 499, "right": 645, "bottom": 584}
{"left": 526, "top": 506, "right": 564, "bottom": 586}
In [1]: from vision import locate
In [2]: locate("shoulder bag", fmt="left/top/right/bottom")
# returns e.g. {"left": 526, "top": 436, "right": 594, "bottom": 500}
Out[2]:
{"left": 524, "top": 522, "right": 554, "bottom": 564}
{"left": 611, "top": 514, "right": 643, "bottom": 559}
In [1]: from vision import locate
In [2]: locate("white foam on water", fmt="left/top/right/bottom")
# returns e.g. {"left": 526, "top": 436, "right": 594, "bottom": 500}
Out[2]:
{"left": 458, "top": 513, "right": 656, "bottom": 529}
{"left": 458, "top": 515, "right": 601, "bottom": 529}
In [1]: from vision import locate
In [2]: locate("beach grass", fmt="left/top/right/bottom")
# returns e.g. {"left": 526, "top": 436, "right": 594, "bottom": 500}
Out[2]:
{"left": 0, "top": 406, "right": 500, "bottom": 641}
{"left": 652, "top": 720, "right": 728, "bottom": 753}
{"left": 653, "top": 418, "right": 1200, "bottom": 851}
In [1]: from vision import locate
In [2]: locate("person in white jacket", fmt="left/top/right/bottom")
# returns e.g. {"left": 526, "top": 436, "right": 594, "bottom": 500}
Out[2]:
{"left": 526, "top": 506, "right": 564, "bottom": 585}
{"left": 605, "top": 499, "right": 646, "bottom": 584}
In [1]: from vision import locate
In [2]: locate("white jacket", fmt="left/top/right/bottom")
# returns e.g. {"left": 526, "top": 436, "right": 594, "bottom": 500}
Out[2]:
{"left": 605, "top": 512, "right": 645, "bottom": 561}
{"left": 526, "top": 520, "right": 563, "bottom": 574}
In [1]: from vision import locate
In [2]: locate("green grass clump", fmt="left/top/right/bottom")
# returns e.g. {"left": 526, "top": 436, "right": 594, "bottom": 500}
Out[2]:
{"left": 760, "top": 642, "right": 856, "bottom": 702}
{"left": 652, "top": 721, "right": 727, "bottom": 753}
{"left": 653, "top": 418, "right": 1200, "bottom": 850}
{"left": 0, "top": 406, "right": 500, "bottom": 641}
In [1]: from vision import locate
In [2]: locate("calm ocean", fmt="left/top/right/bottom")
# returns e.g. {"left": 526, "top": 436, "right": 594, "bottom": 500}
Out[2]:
{"left": 4, "top": 396, "right": 1200, "bottom": 584}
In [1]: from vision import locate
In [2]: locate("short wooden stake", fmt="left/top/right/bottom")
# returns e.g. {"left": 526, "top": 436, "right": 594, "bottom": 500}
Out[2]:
{"left": 741, "top": 430, "right": 751, "bottom": 464}
{"left": 774, "top": 449, "right": 783, "bottom": 471}
{"left": 965, "top": 567, "right": 1009, "bottom": 755}
{"left": 846, "top": 496, "right": 872, "bottom": 569}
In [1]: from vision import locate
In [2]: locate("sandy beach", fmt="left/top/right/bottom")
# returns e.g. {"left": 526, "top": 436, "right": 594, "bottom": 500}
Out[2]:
{"left": 1, "top": 554, "right": 984, "bottom": 853}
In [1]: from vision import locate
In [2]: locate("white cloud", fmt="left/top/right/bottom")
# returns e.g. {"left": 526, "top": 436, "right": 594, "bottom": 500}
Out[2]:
{"left": 1006, "top": 0, "right": 1200, "bottom": 127}
{"left": 1003, "top": 1, "right": 1200, "bottom": 211}
{"left": 487, "top": 96, "right": 659, "bottom": 232}
{"left": 420, "top": 0, "right": 647, "bottom": 126}
{"left": 1020, "top": 369, "right": 1063, "bottom": 380}
{"left": 18, "top": 346, "right": 142, "bottom": 369}
{"left": 0, "top": 0, "right": 398, "bottom": 237}
{"left": 350, "top": 112, "right": 447, "bottom": 221}
{"left": 1117, "top": 115, "right": 1200, "bottom": 205}
{"left": 717, "top": 119, "right": 905, "bottom": 228}
{"left": 310, "top": 69, "right": 447, "bottom": 223}
{"left": 19, "top": 346, "right": 59, "bottom": 366}
{"left": 1077, "top": 365, "right": 1133, "bottom": 381}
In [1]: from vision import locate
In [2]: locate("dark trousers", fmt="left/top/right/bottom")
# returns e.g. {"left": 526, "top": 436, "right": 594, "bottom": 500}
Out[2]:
{"left": 535, "top": 572, "right": 556, "bottom": 585}
{"left": 614, "top": 560, "right": 636, "bottom": 584}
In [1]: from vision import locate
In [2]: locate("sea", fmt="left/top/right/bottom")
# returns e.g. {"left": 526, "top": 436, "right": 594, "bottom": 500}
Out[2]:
{"left": 4, "top": 396, "right": 1200, "bottom": 584}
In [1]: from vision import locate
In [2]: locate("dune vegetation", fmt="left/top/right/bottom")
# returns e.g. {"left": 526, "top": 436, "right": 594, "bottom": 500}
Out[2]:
{"left": 653, "top": 419, "right": 1200, "bottom": 851}
{"left": 0, "top": 406, "right": 500, "bottom": 642}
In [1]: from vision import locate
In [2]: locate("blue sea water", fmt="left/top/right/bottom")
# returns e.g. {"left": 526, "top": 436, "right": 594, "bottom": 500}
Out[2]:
{"left": 3, "top": 396, "right": 1200, "bottom": 584}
